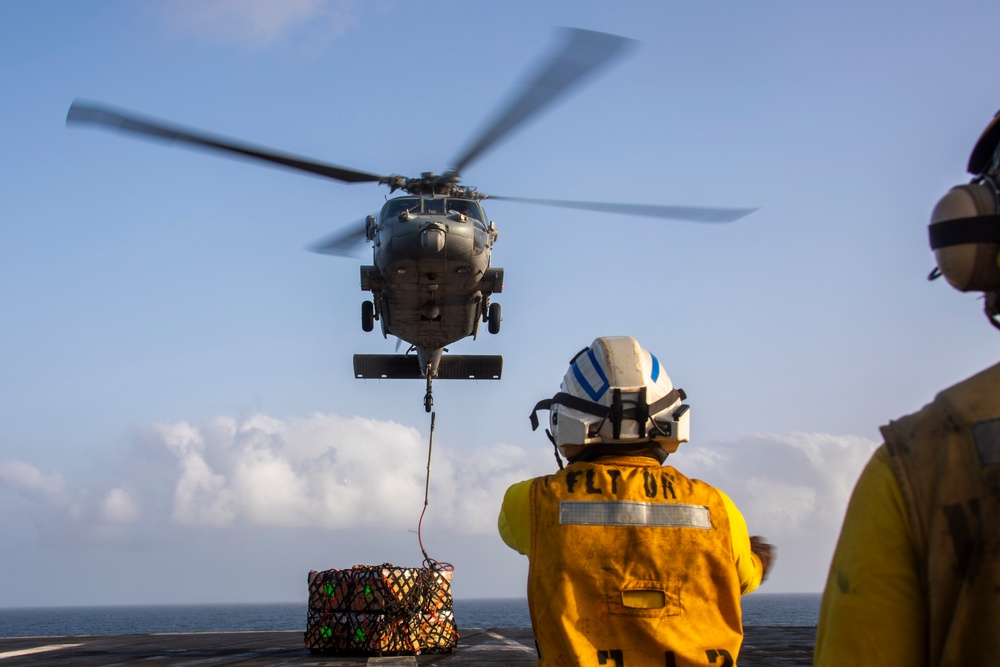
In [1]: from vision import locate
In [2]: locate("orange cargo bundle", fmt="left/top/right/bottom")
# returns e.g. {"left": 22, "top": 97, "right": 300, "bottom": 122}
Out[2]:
{"left": 305, "top": 564, "right": 458, "bottom": 655}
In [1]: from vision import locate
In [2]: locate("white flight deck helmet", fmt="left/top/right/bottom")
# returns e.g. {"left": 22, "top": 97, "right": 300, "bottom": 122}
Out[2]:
{"left": 929, "top": 109, "right": 1000, "bottom": 329}
{"left": 529, "top": 336, "right": 690, "bottom": 464}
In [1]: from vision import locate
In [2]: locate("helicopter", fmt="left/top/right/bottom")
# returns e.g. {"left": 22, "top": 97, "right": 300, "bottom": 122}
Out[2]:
{"left": 66, "top": 28, "right": 755, "bottom": 413}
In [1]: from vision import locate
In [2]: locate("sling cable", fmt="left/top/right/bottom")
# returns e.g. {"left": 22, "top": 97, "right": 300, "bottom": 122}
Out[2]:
{"left": 417, "top": 411, "right": 453, "bottom": 573}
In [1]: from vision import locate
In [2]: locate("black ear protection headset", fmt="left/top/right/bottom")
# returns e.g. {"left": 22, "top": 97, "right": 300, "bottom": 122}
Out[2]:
{"left": 928, "top": 110, "right": 1000, "bottom": 330}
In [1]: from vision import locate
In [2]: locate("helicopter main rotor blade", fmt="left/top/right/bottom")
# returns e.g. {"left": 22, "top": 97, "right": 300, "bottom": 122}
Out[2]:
{"left": 67, "top": 100, "right": 389, "bottom": 185}
{"left": 486, "top": 195, "right": 758, "bottom": 223}
{"left": 449, "top": 28, "right": 635, "bottom": 176}
{"left": 306, "top": 218, "right": 370, "bottom": 257}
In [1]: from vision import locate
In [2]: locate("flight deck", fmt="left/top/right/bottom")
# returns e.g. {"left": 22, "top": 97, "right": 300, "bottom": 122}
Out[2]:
{"left": 0, "top": 626, "right": 814, "bottom": 666}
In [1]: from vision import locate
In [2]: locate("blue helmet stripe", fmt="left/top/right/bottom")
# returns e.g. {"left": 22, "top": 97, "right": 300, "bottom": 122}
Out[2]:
{"left": 650, "top": 353, "right": 660, "bottom": 383}
{"left": 586, "top": 348, "right": 611, "bottom": 400}
{"left": 571, "top": 348, "right": 610, "bottom": 401}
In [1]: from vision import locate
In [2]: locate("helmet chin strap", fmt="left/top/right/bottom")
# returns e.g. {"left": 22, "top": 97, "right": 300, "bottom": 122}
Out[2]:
{"left": 544, "top": 428, "right": 565, "bottom": 470}
{"left": 529, "top": 388, "right": 684, "bottom": 434}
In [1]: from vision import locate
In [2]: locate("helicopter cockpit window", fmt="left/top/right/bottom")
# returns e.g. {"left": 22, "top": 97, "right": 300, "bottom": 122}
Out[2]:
{"left": 380, "top": 196, "right": 485, "bottom": 222}
{"left": 446, "top": 198, "right": 485, "bottom": 222}
{"left": 381, "top": 197, "right": 420, "bottom": 222}
{"left": 422, "top": 198, "right": 446, "bottom": 215}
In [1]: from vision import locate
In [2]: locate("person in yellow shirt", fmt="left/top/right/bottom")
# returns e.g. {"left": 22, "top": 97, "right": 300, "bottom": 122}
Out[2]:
{"left": 815, "top": 110, "right": 1000, "bottom": 666}
{"left": 498, "top": 335, "right": 774, "bottom": 667}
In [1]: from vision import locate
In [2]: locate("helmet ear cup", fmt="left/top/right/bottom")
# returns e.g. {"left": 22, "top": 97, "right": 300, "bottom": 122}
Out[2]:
{"left": 931, "top": 184, "right": 1000, "bottom": 292}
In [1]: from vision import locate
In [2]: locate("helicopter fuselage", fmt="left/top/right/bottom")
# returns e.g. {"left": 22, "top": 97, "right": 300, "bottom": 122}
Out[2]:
{"left": 67, "top": 28, "right": 748, "bottom": 413}
{"left": 360, "top": 195, "right": 503, "bottom": 376}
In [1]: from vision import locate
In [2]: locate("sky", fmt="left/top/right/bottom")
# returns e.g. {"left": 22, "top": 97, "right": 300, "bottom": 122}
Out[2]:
{"left": 1, "top": 0, "right": 999, "bottom": 608}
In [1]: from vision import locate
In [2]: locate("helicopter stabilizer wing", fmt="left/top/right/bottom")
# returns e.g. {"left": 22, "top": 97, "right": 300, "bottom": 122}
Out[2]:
{"left": 436, "top": 355, "right": 504, "bottom": 380}
{"left": 353, "top": 354, "right": 503, "bottom": 380}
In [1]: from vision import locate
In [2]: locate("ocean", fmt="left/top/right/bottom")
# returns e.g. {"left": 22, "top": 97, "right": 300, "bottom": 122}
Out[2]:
{"left": 0, "top": 594, "right": 819, "bottom": 638}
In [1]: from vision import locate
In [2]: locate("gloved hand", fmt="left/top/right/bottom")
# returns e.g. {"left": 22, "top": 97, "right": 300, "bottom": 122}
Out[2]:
{"left": 750, "top": 536, "right": 775, "bottom": 581}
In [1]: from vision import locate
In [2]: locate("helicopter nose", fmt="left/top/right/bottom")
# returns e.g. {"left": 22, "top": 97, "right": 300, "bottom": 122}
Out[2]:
{"left": 420, "top": 222, "right": 446, "bottom": 253}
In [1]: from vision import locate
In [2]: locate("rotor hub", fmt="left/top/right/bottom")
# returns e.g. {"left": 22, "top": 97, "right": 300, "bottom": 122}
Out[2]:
{"left": 381, "top": 172, "right": 484, "bottom": 199}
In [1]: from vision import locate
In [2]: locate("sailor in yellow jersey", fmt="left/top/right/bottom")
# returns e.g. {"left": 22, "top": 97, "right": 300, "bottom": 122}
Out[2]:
{"left": 815, "top": 110, "right": 1000, "bottom": 666}
{"left": 499, "top": 336, "right": 774, "bottom": 667}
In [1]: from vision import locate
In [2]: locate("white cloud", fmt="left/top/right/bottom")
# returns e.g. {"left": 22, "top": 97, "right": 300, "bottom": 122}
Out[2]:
{"left": 154, "top": 0, "right": 359, "bottom": 48}
{"left": 172, "top": 443, "right": 235, "bottom": 527}
{"left": 0, "top": 416, "right": 880, "bottom": 593}
{"left": 137, "top": 413, "right": 552, "bottom": 533}
{"left": 744, "top": 477, "right": 817, "bottom": 531}
{"left": 673, "top": 431, "right": 879, "bottom": 537}
{"left": 0, "top": 422, "right": 878, "bottom": 543}
{"left": 0, "top": 460, "right": 65, "bottom": 500}
{"left": 429, "top": 442, "right": 554, "bottom": 533}
{"left": 102, "top": 488, "right": 140, "bottom": 524}
{"left": 667, "top": 431, "right": 881, "bottom": 590}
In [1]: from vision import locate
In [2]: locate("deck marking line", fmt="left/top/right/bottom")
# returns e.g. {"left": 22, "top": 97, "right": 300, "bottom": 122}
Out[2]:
{"left": 367, "top": 657, "right": 418, "bottom": 666}
{"left": 0, "top": 643, "right": 83, "bottom": 660}
{"left": 484, "top": 631, "right": 536, "bottom": 654}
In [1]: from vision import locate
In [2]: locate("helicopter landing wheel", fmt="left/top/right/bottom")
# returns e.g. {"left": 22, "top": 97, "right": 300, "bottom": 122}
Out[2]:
{"left": 487, "top": 302, "right": 501, "bottom": 335}
{"left": 361, "top": 300, "right": 375, "bottom": 332}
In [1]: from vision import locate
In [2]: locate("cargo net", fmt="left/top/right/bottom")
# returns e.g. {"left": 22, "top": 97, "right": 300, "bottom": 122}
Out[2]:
{"left": 305, "top": 564, "right": 459, "bottom": 655}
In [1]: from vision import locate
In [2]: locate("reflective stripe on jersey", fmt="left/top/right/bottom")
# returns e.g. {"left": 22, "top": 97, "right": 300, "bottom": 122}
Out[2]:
{"left": 559, "top": 500, "right": 711, "bottom": 529}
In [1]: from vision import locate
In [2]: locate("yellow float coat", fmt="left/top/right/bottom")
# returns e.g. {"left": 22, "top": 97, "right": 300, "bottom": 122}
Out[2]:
{"left": 499, "top": 455, "right": 763, "bottom": 667}
{"left": 816, "top": 361, "right": 1000, "bottom": 667}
